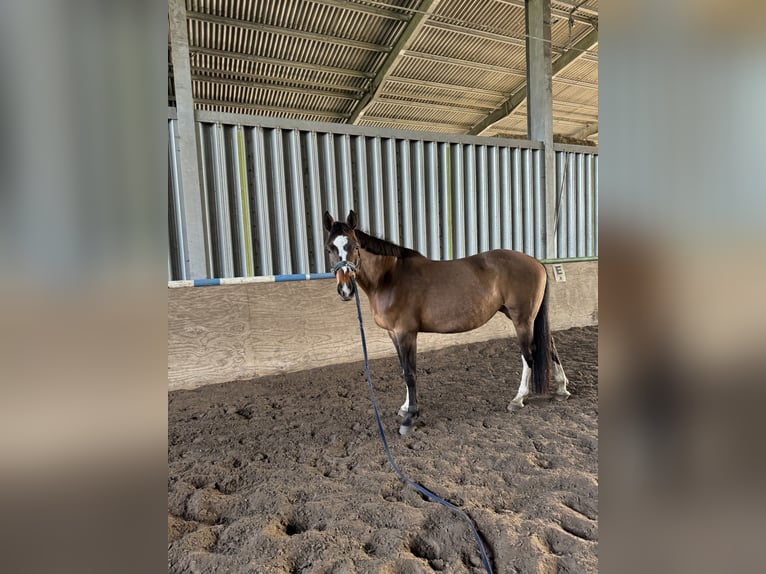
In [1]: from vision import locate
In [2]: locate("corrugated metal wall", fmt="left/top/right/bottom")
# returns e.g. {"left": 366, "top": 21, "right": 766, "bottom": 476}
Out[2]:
{"left": 554, "top": 148, "right": 599, "bottom": 259}
{"left": 168, "top": 113, "right": 597, "bottom": 280}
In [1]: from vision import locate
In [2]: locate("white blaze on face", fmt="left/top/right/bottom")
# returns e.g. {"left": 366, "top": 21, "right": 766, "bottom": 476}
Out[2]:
{"left": 333, "top": 235, "right": 349, "bottom": 264}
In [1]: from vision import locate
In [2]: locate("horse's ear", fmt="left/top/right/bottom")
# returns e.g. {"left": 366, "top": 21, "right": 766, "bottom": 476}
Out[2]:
{"left": 323, "top": 211, "right": 334, "bottom": 232}
{"left": 346, "top": 210, "right": 358, "bottom": 230}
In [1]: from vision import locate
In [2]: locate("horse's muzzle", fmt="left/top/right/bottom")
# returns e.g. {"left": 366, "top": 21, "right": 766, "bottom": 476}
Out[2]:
{"left": 337, "top": 282, "right": 354, "bottom": 301}
{"left": 335, "top": 267, "right": 356, "bottom": 301}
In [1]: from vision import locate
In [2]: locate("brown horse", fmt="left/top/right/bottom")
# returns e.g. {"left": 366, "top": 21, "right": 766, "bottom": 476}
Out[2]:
{"left": 324, "top": 210, "right": 571, "bottom": 435}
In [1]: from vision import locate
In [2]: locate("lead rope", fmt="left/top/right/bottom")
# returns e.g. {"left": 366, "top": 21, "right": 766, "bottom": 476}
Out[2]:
{"left": 352, "top": 277, "right": 494, "bottom": 574}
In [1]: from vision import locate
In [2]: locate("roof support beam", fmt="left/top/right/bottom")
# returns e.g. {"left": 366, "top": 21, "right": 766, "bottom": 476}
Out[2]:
{"left": 467, "top": 27, "right": 598, "bottom": 135}
{"left": 169, "top": 0, "right": 208, "bottom": 279}
{"left": 186, "top": 12, "right": 390, "bottom": 53}
{"left": 550, "top": 27, "right": 599, "bottom": 74}
{"left": 348, "top": 0, "right": 443, "bottom": 124}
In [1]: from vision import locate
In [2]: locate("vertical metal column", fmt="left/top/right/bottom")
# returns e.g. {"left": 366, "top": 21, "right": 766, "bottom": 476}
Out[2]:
{"left": 526, "top": 0, "right": 556, "bottom": 258}
{"left": 533, "top": 150, "right": 544, "bottom": 258}
{"left": 168, "top": 119, "right": 187, "bottom": 280}
{"left": 168, "top": 0, "right": 207, "bottom": 278}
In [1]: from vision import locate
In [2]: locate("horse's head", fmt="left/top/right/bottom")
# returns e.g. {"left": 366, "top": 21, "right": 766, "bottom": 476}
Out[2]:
{"left": 323, "top": 210, "right": 361, "bottom": 302}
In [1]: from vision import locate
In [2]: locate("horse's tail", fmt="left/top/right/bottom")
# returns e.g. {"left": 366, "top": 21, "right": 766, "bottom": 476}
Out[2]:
{"left": 532, "top": 274, "right": 550, "bottom": 395}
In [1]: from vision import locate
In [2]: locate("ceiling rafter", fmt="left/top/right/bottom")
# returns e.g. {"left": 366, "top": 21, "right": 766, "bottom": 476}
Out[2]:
{"left": 497, "top": 0, "right": 597, "bottom": 27}
{"left": 373, "top": 95, "right": 496, "bottom": 113}
{"left": 191, "top": 75, "right": 362, "bottom": 99}
{"left": 188, "top": 47, "right": 374, "bottom": 79}
{"left": 186, "top": 11, "right": 392, "bottom": 53}
{"left": 401, "top": 50, "right": 527, "bottom": 77}
{"left": 194, "top": 99, "right": 348, "bottom": 119}
{"left": 385, "top": 75, "right": 506, "bottom": 98}
{"left": 309, "top": 0, "right": 410, "bottom": 21}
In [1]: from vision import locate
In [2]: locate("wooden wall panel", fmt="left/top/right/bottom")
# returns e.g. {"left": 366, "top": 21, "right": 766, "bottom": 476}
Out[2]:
{"left": 168, "top": 261, "right": 597, "bottom": 390}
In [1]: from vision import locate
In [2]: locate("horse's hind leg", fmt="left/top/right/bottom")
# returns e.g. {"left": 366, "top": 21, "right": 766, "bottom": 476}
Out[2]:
{"left": 551, "top": 337, "right": 571, "bottom": 401}
{"left": 509, "top": 322, "right": 534, "bottom": 410}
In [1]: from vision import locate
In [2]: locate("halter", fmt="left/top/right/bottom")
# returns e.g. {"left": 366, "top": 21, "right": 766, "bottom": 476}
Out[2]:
{"left": 331, "top": 259, "right": 357, "bottom": 275}
{"left": 331, "top": 242, "right": 361, "bottom": 276}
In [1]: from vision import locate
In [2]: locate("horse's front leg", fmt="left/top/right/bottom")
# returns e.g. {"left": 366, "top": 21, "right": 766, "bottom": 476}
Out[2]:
{"left": 388, "top": 331, "right": 409, "bottom": 417}
{"left": 392, "top": 332, "right": 419, "bottom": 435}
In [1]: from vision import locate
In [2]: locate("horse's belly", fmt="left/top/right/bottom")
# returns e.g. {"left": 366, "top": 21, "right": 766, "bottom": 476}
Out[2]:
{"left": 418, "top": 298, "right": 498, "bottom": 334}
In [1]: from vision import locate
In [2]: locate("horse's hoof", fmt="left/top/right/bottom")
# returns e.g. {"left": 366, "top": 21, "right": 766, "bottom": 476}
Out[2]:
{"left": 508, "top": 400, "right": 524, "bottom": 413}
{"left": 399, "top": 424, "right": 412, "bottom": 435}
{"left": 554, "top": 392, "right": 571, "bottom": 402}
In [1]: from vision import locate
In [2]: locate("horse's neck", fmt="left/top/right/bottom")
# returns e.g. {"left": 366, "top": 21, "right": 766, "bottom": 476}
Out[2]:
{"left": 356, "top": 249, "right": 396, "bottom": 290}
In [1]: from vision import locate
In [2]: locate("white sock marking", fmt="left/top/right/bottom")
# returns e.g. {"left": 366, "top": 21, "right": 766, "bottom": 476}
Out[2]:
{"left": 511, "top": 355, "right": 531, "bottom": 405}
{"left": 553, "top": 361, "right": 569, "bottom": 394}
{"left": 400, "top": 388, "right": 410, "bottom": 413}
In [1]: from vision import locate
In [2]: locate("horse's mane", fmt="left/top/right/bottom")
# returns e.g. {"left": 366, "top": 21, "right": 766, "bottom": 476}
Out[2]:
{"left": 356, "top": 230, "right": 423, "bottom": 259}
